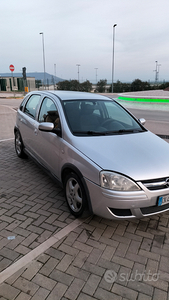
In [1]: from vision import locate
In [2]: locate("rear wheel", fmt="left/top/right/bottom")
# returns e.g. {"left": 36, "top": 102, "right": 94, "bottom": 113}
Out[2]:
{"left": 15, "top": 130, "right": 27, "bottom": 158}
{"left": 64, "top": 172, "right": 87, "bottom": 217}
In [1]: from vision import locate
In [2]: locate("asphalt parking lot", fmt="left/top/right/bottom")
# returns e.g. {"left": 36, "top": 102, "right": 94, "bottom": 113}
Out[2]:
{"left": 0, "top": 96, "right": 169, "bottom": 300}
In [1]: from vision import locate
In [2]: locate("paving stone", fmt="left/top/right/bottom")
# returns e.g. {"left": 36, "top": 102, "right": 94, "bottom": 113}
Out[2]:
{"left": 50, "top": 269, "right": 74, "bottom": 286}
{"left": 66, "top": 265, "right": 90, "bottom": 281}
{"left": 22, "top": 261, "right": 43, "bottom": 280}
{"left": 99, "top": 236, "right": 119, "bottom": 248}
{"left": 153, "top": 288, "right": 168, "bottom": 300}
{"left": 138, "top": 249, "right": 160, "bottom": 261}
{"left": 46, "top": 247, "right": 65, "bottom": 260}
{"left": 0, "top": 257, "right": 12, "bottom": 272}
{"left": 58, "top": 243, "right": 79, "bottom": 256}
{"left": 86, "top": 238, "right": 106, "bottom": 251}
{"left": 72, "top": 241, "right": 93, "bottom": 253}
{"left": 137, "top": 293, "right": 152, "bottom": 300}
{"left": 82, "top": 274, "right": 101, "bottom": 296}
{"left": 97, "top": 258, "right": 120, "bottom": 273}
{"left": 82, "top": 261, "right": 105, "bottom": 277}
{"left": 64, "top": 278, "right": 85, "bottom": 300}
{"left": 112, "top": 283, "right": 138, "bottom": 300}
{"left": 125, "top": 252, "right": 147, "bottom": 265}
{"left": 127, "top": 280, "right": 153, "bottom": 296}
{"left": 15, "top": 244, "right": 30, "bottom": 255}
{"left": 39, "top": 257, "right": 59, "bottom": 276}
{"left": 127, "top": 240, "right": 141, "bottom": 254}
{"left": 0, "top": 247, "right": 20, "bottom": 261}
{"left": 46, "top": 282, "right": 68, "bottom": 300}
{"left": 56, "top": 254, "right": 73, "bottom": 272}
{"left": 77, "top": 292, "right": 98, "bottom": 300}
{"left": 15, "top": 291, "right": 31, "bottom": 300}
{"left": 112, "top": 255, "right": 134, "bottom": 269}
{"left": 0, "top": 283, "right": 20, "bottom": 299}
{"left": 94, "top": 287, "right": 122, "bottom": 300}
{"left": 102, "top": 225, "right": 116, "bottom": 238}
{"left": 72, "top": 251, "right": 89, "bottom": 268}
{"left": 64, "top": 232, "right": 79, "bottom": 246}
{"left": 87, "top": 248, "right": 103, "bottom": 264}
{"left": 13, "top": 277, "right": 39, "bottom": 296}
{"left": 101, "top": 245, "right": 116, "bottom": 261}
{"left": 32, "top": 273, "right": 56, "bottom": 291}
{"left": 115, "top": 242, "right": 129, "bottom": 257}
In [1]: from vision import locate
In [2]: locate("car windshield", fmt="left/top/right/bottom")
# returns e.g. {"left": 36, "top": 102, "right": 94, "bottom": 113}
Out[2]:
{"left": 63, "top": 99, "right": 145, "bottom": 136}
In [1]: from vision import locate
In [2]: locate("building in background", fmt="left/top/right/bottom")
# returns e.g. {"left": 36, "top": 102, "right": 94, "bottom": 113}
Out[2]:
{"left": 0, "top": 76, "right": 35, "bottom": 92}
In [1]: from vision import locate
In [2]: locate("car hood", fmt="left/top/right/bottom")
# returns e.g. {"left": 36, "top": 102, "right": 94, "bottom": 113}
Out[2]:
{"left": 71, "top": 131, "right": 169, "bottom": 181}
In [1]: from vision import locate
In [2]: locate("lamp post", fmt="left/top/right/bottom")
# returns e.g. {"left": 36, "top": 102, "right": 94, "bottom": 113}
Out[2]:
{"left": 76, "top": 64, "right": 80, "bottom": 82}
{"left": 39, "top": 32, "right": 46, "bottom": 89}
{"left": 112, "top": 24, "right": 117, "bottom": 93}
{"left": 95, "top": 68, "right": 98, "bottom": 83}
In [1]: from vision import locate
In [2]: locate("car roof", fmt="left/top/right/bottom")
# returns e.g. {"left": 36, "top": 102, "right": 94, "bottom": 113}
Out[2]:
{"left": 31, "top": 90, "right": 112, "bottom": 101}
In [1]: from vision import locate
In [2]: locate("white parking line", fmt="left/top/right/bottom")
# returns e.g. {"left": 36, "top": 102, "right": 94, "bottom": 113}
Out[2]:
{"left": 0, "top": 138, "right": 14, "bottom": 142}
{"left": 0, "top": 217, "right": 90, "bottom": 284}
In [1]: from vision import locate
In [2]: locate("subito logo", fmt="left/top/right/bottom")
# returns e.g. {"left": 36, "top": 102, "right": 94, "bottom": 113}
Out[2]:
{"left": 104, "top": 270, "right": 117, "bottom": 283}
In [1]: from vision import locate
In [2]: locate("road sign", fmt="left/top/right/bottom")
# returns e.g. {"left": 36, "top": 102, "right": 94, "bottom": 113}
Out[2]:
{"left": 9, "top": 64, "right": 15, "bottom": 72}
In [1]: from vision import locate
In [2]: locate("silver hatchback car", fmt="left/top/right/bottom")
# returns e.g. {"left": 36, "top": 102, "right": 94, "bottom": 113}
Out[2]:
{"left": 14, "top": 91, "right": 169, "bottom": 219}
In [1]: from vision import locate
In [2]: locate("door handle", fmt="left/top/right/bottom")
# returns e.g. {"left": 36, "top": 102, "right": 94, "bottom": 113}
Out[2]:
{"left": 34, "top": 129, "right": 38, "bottom": 135}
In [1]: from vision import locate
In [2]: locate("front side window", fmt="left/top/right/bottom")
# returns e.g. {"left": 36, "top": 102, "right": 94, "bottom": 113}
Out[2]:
{"left": 39, "top": 97, "right": 60, "bottom": 128}
{"left": 24, "top": 94, "right": 41, "bottom": 119}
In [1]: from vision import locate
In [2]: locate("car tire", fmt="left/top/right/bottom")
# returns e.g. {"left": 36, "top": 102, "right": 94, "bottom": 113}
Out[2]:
{"left": 15, "top": 130, "right": 27, "bottom": 158}
{"left": 64, "top": 172, "right": 87, "bottom": 217}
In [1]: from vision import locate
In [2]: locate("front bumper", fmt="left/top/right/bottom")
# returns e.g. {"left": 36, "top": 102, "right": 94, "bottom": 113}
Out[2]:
{"left": 86, "top": 178, "right": 169, "bottom": 219}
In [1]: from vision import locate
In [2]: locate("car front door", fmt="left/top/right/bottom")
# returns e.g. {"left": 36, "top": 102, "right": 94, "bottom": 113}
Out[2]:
{"left": 35, "top": 96, "right": 62, "bottom": 179}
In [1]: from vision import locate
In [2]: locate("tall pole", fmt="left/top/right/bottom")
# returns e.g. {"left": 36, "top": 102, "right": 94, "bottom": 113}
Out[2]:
{"left": 76, "top": 64, "right": 80, "bottom": 82}
{"left": 95, "top": 68, "right": 98, "bottom": 83}
{"left": 112, "top": 24, "right": 117, "bottom": 93}
{"left": 54, "top": 63, "right": 56, "bottom": 89}
{"left": 39, "top": 32, "right": 46, "bottom": 89}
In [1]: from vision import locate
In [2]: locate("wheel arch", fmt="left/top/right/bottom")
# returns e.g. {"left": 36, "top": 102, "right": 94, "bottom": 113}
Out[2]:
{"left": 61, "top": 163, "right": 93, "bottom": 214}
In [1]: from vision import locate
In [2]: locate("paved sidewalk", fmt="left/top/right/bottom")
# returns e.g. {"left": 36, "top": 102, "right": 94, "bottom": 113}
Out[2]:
{"left": 0, "top": 96, "right": 169, "bottom": 299}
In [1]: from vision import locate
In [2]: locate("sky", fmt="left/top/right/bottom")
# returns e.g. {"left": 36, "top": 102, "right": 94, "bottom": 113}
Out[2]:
{"left": 1, "top": 0, "right": 169, "bottom": 83}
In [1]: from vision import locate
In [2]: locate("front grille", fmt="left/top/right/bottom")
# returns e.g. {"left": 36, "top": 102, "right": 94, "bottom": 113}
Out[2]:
{"left": 141, "top": 177, "right": 169, "bottom": 190}
{"left": 141, "top": 202, "right": 169, "bottom": 215}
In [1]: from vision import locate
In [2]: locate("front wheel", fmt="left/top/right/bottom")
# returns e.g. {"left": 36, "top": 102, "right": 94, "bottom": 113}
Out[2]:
{"left": 15, "top": 130, "right": 27, "bottom": 158}
{"left": 64, "top": 172, "right": 87, "bottom": 217}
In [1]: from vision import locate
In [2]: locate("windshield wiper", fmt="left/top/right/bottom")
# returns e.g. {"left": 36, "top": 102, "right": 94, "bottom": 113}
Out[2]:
{"left": 73, "top": 131, "right": 106, "bottom": 136}
{"left": 117, "top": 129, "right": 143, "bottom": 134}
{"left": 73, "top": 129, "right": 144, "bottom": 136}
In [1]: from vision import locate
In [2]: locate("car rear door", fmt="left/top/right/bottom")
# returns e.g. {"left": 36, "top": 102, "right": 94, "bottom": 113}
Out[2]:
{"left": 18, "top": 94, "right": 41, "bottom": 156}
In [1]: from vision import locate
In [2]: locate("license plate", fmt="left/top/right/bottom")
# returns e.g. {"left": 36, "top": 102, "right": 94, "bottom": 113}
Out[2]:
{"left": 158, "top": 194, "right": 169, "bottom": 206}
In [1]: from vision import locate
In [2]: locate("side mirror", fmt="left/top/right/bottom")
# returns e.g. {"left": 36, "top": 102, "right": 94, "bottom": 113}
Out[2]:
{"left": 138, "top": 118, "right": 146, "bottom": 125}
{"left": 38, "top": 122, "right": 62, "bottom": 137}
{"left": 38, "top": 122, "right": 54, "bottom": 132}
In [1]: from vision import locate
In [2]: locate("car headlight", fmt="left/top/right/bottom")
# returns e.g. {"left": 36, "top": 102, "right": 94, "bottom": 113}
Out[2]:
{"left": 100, "top": 171, "right": 140, "bottom": 191}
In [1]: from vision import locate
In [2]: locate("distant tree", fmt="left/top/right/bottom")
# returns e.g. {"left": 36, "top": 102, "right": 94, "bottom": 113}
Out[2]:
{"left": 80, "top": 80, "right": 92, "bottom": 92}
{"left": 57, "top": 79, "right": 92, "bottom": 92}
{"left": 57, "top": 80, "right": 71, "bottom": 90}
{"left": 158, "top": 82, "right": 169, "bottom": 90}
{"left": 69, "top": 80, "right": 80, "bottom": 91}
{"left": 109, "top": 80, "right": 131, "bottom": 93}
{"left": 96, "top": 79, "right": 107, "bottom": 93}
{"left": 131, "top": 79, "right": 151, "bottom": 91}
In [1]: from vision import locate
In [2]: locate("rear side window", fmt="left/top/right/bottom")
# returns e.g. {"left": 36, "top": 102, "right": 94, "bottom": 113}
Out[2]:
{"left": 24, "top": 95, "right": 41, "bottom": 119}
